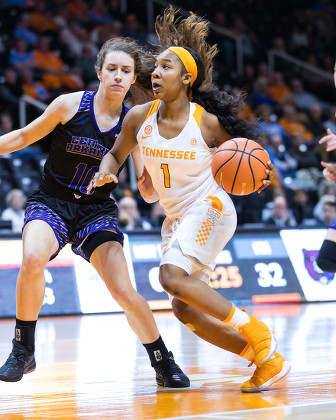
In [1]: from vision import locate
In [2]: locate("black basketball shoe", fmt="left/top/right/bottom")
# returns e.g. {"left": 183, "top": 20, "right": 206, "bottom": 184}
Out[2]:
{"left": 154, "top": 351, "right": 190, "bottom": 388}
{"left": 0, "top": 339, "right": 36, "bottom": 382}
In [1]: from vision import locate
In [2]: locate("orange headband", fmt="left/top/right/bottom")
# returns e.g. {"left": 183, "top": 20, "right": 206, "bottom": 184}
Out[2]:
{"left": 167, "top": 47, "right": 198, "bottom": 87}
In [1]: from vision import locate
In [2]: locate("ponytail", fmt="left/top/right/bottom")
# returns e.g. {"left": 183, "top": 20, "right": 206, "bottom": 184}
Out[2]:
{"left": 193, "top": 86, "right": 259, "bottom": 140}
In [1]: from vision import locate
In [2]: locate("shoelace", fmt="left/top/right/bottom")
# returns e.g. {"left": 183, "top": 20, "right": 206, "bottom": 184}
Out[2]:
{"left": 6, "top": 351, "right": 28, "bottom": 367}
{"left": 156, "top": 358, "right": 183, "bottom": 375}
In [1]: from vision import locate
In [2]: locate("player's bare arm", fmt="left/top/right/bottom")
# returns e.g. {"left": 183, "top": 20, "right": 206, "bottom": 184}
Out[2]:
{"left": 0, "top": 92, "right": 83, "bottom": 155}
{"left": 137, "top": 166, "right": 159, "bottom": 203}
{"left": 200, "top": 111, "right": 231, "bottom": 148}
{"left": 87, "top": 103, "right": 151, "bottom": 193}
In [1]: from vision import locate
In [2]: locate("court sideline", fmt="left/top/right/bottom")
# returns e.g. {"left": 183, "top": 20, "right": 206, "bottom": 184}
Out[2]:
{"left": 0, "top": 302, "right": 335, "bottom": 419}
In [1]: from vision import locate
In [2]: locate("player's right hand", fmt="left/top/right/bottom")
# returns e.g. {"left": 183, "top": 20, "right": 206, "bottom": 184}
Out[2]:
{"left": 86, "top": 171, "right": 118, "bottom": 194}
{"left": 319, "top": 129, "right": 336, "bottom": 152}
{"left": 257, "top": 161, "right": 274, "bottom": 193}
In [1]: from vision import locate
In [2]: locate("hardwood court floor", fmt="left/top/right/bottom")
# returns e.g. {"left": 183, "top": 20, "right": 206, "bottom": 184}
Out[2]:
{"left": 0, "top": 302, "right": 336, "bottom": 419}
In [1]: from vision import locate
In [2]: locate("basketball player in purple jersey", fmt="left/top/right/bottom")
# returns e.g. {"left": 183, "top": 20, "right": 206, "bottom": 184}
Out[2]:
{"left": 0, "top": 37, "right": 189, "bottom": 388}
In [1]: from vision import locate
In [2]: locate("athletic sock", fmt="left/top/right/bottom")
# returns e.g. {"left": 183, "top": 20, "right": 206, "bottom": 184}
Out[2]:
{"left": 15, "top": 318, "right": 37, "bottom": 354}
{"left": 239, "top": 343, "right": 254, "bottom": 363}
{"left": 143, "top": 336, "right": 169, "bottom": 367}
{"left": 223, "top": 305, "right": 250, "bottom": 330}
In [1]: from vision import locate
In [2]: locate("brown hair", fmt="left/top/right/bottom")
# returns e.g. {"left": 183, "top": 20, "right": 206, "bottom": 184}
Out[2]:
{"left": 95, "top": 37, "right": 154, "bottom": 103}
{"left": 155, "top": 7, "right": 259, "bottom": 140}
{"left": 155, "top": 6, "right": 216, "bottom": 90}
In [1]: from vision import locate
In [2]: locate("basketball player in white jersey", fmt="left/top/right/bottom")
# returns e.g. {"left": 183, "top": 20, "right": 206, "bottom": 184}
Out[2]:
{"left": 88, "top": 7, "right": 291, "bottom": 392}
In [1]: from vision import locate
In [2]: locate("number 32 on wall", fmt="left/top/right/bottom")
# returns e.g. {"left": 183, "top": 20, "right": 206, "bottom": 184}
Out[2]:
{"left": 255, "top": 262, "right": 287, "bottom": 287}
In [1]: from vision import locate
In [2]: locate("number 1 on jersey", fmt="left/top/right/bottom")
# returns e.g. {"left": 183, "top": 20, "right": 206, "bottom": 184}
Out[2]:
{"left": 161, "top": 163, "right": 171, "bottom": 188}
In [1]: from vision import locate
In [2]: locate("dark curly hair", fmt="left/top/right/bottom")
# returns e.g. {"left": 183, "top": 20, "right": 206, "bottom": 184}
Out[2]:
{"left": 155, "top": 6, "right": 259, "bottom": 140}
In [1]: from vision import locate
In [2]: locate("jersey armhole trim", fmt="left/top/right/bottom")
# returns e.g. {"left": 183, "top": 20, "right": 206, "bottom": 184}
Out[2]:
{"left": 193, "top": 103, "right": 204, "bottom": 128}
{"left": 145, "top": 100, "right": 160, "bottom": 121}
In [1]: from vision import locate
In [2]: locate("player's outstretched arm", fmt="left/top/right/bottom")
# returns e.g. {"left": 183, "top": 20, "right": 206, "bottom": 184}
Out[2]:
{"left": 319, "top": 129, "right": 336, "bottom": 152}
{"left": 87, "top": 104, "right": 149, "bottom": 193}
{"left": 0, "top": 93, "right": 81, "bottom": 155}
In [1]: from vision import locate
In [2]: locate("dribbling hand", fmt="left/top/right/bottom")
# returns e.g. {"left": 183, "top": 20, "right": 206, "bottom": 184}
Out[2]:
{"left": 257, "top": 160, "right": 274, "bottom": 193}
{"left": 86, "top": 171, "right": 118, "bottom": 194}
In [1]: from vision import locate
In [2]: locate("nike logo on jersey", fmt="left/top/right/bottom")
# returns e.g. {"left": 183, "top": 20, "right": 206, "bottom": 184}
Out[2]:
{"left": 141, "top": 134, "right": 152, "bottom": 140}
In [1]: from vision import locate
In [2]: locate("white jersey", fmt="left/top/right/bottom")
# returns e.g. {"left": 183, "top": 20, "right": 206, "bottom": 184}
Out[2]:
{"left": 137, "top": 100, "right": 225, "bottom": 219}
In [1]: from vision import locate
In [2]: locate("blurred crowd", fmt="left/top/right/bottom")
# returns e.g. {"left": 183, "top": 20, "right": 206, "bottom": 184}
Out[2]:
{"left": 0, "top": 0, "right": 336, "bottom": 232}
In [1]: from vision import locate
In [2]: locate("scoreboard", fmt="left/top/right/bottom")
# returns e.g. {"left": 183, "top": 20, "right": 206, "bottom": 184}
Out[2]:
{"left": 0, "top": 227, "right": 334, "bottom": 317}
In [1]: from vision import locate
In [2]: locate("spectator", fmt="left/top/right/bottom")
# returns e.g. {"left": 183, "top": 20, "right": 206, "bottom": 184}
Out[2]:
{"left": 288, "top": 24, "right": 309, "bottom": 58}
{"left": 289, "top": 132, "right": 321, "bottom": 170}
{"left": 279, "top": 104, "right": 313, "bottom": 142}
{"left": 89, "top": 0, "right": 111, "bottom": 24}
{"left": 291, "top": 188, "right": 315, "bottom": 225}
{"left": 0, "top": 68, "right": 23, "bottom": 119}
{"left": 118, "top": 196, "right": 152, "bottom": 230}
{"left": 257, "top": 104, "right": 290, "bottom": 145}
{"left": 66, "top": 0, "right": 91, "bottom": 26}
{"left": 122, "top": 13, "right": 147, "bottom": 45}
{"left": 29, "top": 0, "right": 58, "bottom": 36}
{"left": 261, "top": 186, "right": 288, "bottom": 222}
{"left": 21, "top": 68, "right": 50, "bottom": 101}
{"left": 323, "top": 105, "right": 336, "bottom": 133}
{"left": 290, "top": 78, "right": 326, "bottom": 113}
{"left": 74, "top": 44, "right": 98, "bottom": 86}
{"left": 268, "top": 72, "right": 293, "bottom": 107}
{"left": 1, "top": 189, "right": 26, "bottom": 233}
{"left": 264, "top": 195, "right": 297, "bottom": 227}
{"left": 92, "top": 20, "right": 123, "bottom": 47}
{"left": 9, "top": 37, "right": 35, "bottom": 74}
{"left": 315, "top": 199, "right": 336, "bottom": 227}
{"left": 250, "top": 78, "right": 275, "bottom": 110}
{"left": 107, "top": 0, "right": 125, "bottom": 21}
{"left": 0, "top": 112, "right": 15, "bottom": 136}
{"left": 33, "top": 36, "right": 84, "bottom": 92}
{"left": 238, "top": 63, "right": 256, "bottom": 95}
{"left": 254, "top": 62, "right": 271, "bottom": 87}
{"left": 266, "top": 133, "right": 298, "bottom": 184}
{"left": 313, "top": 191, "right": 336, "bottom": 222}
{"left": 221, "top": 16, "right": 255, "bottom": 69}
{"left": 13, "top": 13, "right": 39, "bottom": 48}
{"left": 304, "top": 104, "right": 327, "bottom": 142}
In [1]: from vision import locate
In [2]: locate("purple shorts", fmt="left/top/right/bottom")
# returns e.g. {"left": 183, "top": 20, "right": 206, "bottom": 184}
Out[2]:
{"left": 24, "top": 191, "right": 123, "bottom": 261}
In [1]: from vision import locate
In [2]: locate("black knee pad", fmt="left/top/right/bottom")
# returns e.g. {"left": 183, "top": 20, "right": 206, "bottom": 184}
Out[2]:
{"left": 82, "top": 230, "right": 123, "bottom": 261}
{"left": 316, "top": 240, "right": 336, "bottom": 273}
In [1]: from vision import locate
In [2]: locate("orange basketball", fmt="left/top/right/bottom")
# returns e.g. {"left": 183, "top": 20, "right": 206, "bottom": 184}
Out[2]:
{"left": 212, "top": 138, "right": 270, "bottom": 195}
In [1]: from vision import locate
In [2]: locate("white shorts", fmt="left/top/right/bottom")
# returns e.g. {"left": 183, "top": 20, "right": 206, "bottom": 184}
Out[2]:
{"left": 160, "top": 191, "right": 237, "bottom": 285}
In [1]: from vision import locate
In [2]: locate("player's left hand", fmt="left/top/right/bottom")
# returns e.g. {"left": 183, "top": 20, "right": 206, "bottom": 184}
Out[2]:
{"left": 137, "top": 166, "right": 159, "bottom": 203}
{"left": 257, "top": 160, "right": 274, "bottom": 193}
{"left": 86, "top": 171, "right": 118, "bottom": 194}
